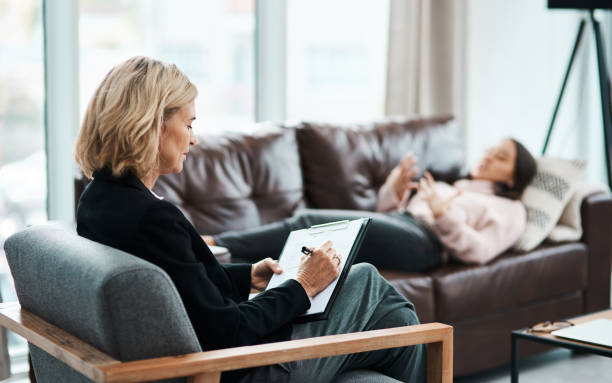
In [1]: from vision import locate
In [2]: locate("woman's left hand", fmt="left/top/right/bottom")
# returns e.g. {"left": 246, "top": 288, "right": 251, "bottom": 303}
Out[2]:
{"left": 388, "top": 153, "right": 420, "bottom": 201}
{"left": 420, "top": 172, "right": 461, "bottom": 219}
{"left": 251, "top": 257, "right": 283, "bottom": 291}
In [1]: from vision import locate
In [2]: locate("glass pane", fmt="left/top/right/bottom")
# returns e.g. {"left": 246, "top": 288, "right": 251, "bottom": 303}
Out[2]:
{"left": 79, "top": 0, "right": 255, "bottom": 134}
{"left": 286, "top": 0, "right": 389, "bottom": 122}
{"left": 0, "top": 1, "right": 47, "bottom": 242}
{"left": 0, "top": 0, "right": 46, "bottom": 376}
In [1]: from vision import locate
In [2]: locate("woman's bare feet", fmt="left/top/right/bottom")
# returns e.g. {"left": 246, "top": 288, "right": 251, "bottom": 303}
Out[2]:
{"left": 201, "top": 235, "right": 217, "bottom": 246}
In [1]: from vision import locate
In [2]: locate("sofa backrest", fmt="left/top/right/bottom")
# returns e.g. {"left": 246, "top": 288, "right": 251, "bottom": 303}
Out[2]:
{"left": 296, "top": 115, "right": 465, "bottom": 210}
{"left": 76, "top": 115, "right": 465, "bottom": 235}
{"left": 4, "top": 225, "right": 201, "bottom": 383}
{"left": 154, "top": 123, "right": 305, "bottom": 235}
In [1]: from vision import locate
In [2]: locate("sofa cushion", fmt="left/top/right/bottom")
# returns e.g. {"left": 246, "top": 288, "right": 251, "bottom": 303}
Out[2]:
{"left": 154, "top": 124, "right": 305, "bottom": 234}
{"left": 514, "top": 157, "right": 586, "bottom": 252}
{"left": 379, "top": 271, "right": 435, "bottom": 324}
{"left": 432, "top": 243, "right": 588, "bottom": 322}
{"left": 296, "top": 116, "right": 464, "bottom": 211}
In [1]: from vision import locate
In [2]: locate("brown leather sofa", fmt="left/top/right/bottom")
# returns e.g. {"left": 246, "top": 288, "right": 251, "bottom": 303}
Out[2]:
{"left": 75, "top": 115, "right": 612, "bottom": 376}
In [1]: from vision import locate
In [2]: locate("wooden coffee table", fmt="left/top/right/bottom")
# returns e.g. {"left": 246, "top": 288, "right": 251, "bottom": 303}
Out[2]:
{"left": 510, "top": 309, "right": 612, "bottom": 383}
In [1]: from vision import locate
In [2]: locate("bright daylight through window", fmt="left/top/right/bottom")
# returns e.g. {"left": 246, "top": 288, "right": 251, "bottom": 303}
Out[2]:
{"left": 0, "top": 0, "right": 46, "bottom": 377}
{"left": 0, "top": 1, "right": 46, "bottom": 251}
{"left": 79, "top": 0, "right": 255, "bottom": 134}
{"left": 286, "top": 0, "right": 389, "bottom": 122}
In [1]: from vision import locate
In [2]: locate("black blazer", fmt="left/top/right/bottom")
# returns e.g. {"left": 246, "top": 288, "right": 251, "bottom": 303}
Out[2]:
{"left": 77, "top": 168, "right": 310, "bottom": 353}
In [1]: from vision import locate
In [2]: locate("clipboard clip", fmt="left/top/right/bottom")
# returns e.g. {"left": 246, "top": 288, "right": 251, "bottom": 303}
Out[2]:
{"left": 308, "top": 220, "right": 350, "bottom": 234}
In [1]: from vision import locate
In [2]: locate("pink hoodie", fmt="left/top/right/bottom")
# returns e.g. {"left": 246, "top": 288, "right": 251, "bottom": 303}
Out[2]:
{"left": 377, "top": 178, "right": 526, "bottom": 265}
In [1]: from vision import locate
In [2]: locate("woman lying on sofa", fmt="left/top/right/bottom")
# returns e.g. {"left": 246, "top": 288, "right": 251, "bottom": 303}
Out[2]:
{"left": 204, "top": 138, "right": 537, "bottom": 271}
{"left": 74, "top": 56, "right": 425, "bottom": 383}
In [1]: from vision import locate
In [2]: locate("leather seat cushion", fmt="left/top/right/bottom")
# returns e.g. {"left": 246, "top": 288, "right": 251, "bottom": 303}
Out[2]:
{"left": 379, "top": 270, "right": 435, "bottom": 323}
{"left": 432, "top": 243, "right": 588, "bottom": 322}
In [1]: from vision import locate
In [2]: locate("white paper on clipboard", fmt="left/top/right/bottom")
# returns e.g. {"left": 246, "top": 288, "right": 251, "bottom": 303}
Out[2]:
{"left": 265, "top": 218, "right": 366, "bottom": 316}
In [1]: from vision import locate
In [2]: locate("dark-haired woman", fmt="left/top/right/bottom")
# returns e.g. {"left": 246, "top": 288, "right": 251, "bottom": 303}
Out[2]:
{"left": 205, "top": 138, "right": 537, "bottom": 271}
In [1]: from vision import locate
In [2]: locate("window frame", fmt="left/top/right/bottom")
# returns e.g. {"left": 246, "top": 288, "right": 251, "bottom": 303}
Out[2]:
{"left": 255, "top": 0, "right": 287, "bottom": 122}
{"left": 43, "top": 0, "right": 79, "bottom": 222}
{"left": 44, "top": 0, "right": 288, "bottom": 221}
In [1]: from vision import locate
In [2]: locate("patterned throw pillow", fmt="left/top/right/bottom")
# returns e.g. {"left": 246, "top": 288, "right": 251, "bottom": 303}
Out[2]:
{"left": 512, "top": 157, "right": 586, "bottom": 252}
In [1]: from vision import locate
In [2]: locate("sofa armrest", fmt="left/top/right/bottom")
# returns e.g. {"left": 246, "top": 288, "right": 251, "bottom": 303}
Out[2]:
{"left": 0, "top": 302, "right": 453, "bottom": 383}
{"left": 580, "top": 192, "right": 612, "bottom": 312}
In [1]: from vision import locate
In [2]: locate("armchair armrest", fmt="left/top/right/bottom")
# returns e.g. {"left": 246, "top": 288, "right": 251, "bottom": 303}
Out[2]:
{"left": 0, "top": 302, "right": 453, "bottom": 383}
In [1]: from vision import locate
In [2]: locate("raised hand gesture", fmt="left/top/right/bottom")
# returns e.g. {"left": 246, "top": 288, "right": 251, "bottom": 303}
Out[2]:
{"left": 419, "top": 172, "right": 461, "bottom": 219}
{"left": 389, "top": 153, "right": 420, "bottom": 201}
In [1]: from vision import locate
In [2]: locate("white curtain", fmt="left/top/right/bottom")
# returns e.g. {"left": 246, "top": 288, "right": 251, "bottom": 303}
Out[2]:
{"left": 385, "top": 0, "right": 467, "bottom": 126}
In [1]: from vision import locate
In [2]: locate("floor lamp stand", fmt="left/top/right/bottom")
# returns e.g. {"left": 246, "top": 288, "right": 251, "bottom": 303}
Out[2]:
{"left": 542, "top": 10, "right": 612, "bottom": 188}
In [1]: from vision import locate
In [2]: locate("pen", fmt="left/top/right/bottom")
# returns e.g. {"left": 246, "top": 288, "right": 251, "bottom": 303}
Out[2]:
{"left": 301, "top": 246, "right": 313, "bottom": 255}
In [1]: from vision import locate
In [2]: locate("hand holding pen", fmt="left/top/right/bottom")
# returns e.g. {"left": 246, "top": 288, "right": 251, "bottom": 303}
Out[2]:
{"left": 301, "top": 246, "right": 342, "bottom": 267}
{"left": 295, "top": 240, "right": 342, "bottom": 298}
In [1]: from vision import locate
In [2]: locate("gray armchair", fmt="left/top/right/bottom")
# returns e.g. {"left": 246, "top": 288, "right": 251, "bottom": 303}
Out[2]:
{"left": 0, "top": 226, "right": 452, "bottom": 382}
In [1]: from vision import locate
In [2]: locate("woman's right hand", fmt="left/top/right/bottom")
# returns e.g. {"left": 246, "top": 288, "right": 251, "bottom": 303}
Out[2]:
{"left": 389, "top": 153, "right": 420, "bottom": 201}
{"left": 419, "top": 171, "right": 461, "bottom": 218}
{"left": 295, "top": 240, "right": 341, "bottom": 298}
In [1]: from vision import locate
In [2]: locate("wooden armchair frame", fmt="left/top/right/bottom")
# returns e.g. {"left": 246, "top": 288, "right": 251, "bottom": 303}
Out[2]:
{"left": 0, "top": 302, "right": 452, "bottom": 383}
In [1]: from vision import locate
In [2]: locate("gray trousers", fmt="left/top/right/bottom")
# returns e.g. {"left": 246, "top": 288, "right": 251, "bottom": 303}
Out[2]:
{"left": 242, "top": 263, "right": 426, "bottom": 383}
{"left": 215, "top": 209, "right": 442, "bottom": 273}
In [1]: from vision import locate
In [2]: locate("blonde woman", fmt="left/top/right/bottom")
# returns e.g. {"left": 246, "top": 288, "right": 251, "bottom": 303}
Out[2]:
{"left": 75, "top": 56, "right": 425, "bottom": 383}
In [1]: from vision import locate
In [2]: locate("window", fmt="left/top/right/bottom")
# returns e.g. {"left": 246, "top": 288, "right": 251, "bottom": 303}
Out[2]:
{"left": 0, "top": 1, "right": 47, "bottom": 242}
{"left": 79, "top": 0, "right": 255, "bottom": 134}
{"left": 286, "top": 0, "right": 389, "bottom": 122}
{"left": 0, "top": 0, "right": 45, "bottom": 377}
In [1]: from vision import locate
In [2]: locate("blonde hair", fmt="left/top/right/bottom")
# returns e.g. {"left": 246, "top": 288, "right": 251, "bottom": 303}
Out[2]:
{"left": 75, "top": 56, "right": 198, "bottom": 179}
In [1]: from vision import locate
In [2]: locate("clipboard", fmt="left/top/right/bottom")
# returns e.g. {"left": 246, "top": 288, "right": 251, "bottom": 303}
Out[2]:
{"left": 265, "top": 217, "right": 372, "bottom": 321}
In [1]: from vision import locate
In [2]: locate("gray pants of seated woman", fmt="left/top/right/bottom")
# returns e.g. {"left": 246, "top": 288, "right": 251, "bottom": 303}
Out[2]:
{"left": 242, "top": 263, "right": 426, "bottom": 383}
{"left": 215, "top": 209, "right": 442, "bottom": 272}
